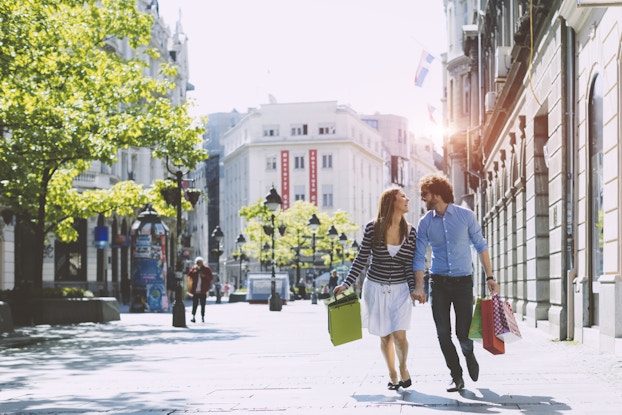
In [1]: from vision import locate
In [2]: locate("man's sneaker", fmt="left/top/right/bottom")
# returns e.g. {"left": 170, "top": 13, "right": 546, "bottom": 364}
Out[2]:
{"left": 466, "top": 353, "right": 479, "bottom": 381}
{"left": 446, "top": 377, "right": 464, "bottom": 392}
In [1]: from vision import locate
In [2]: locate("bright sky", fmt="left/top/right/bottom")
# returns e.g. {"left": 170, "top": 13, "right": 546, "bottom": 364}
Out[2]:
{"left": 157, "top": 0, "right": 447, "bottom": 142}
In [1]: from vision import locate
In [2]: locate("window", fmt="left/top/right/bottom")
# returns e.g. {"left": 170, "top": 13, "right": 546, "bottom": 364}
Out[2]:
{"left": 462, "top": 74, "right": 470, "bottom": 116}
{"left": 588, "top": 73, "right": 603, "bottom": 327}
{"left": 322, "top": 185, "right": 333, "bottom": 207}
{"left": 318, "top": 123, "right": 336, "bottom": 135}
{"left": 361, "top": 119, "right": 378, "bottom": 130}
{"left": 263, "top": 125, "right": 280, "bottom": 137}
{"left": 294, "top": 156, "right": 305, "bottom": 169}
{"left": 294, "top": 185, "right": 305, "bottom": 201}
{"left": 266, "top": 156, "right": 277, "bottom": 170}
{"left": 291, "top": 124, "right": 308, "bottom": 136}
{"left": 322, "top": 154, "right": 333, "bottom": 168}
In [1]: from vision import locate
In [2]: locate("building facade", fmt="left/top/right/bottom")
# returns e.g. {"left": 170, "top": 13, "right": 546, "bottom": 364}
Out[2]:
{"left": 443, "top": 0, "right": 622, "bottom": 355}
{"left": 216, "top": 101, "right": 439, "bottom": 282}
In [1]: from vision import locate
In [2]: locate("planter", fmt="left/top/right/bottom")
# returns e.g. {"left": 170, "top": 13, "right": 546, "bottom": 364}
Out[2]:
{"left": 29, "top": 298, "right": 120, "bottom": 325}
{"left": 228, "top": 292, "right": 247, "bottom": 303}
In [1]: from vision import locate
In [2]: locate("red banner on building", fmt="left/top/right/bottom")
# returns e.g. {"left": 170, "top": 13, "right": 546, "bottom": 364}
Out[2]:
{"left": 280, "top": 150, "right": 290, "bottom": 210}
{"left": 309, "top": 149, "right": 317, "bottom": 206}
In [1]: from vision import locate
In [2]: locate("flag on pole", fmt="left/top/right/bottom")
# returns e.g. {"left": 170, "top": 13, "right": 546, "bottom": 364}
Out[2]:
{"left": 427, "top": 103, "right": 437, "bottom": 124}
{"left": 415, "top": 50, "right": 435, "bottom": 87}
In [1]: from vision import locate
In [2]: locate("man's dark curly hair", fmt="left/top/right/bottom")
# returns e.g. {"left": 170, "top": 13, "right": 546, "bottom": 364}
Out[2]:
{"left": 419, "top": 174, "right": 454, "bottom": 204}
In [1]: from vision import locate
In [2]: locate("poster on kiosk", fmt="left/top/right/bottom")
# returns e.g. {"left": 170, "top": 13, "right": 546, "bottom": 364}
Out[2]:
{"left": 130, "top": 207, "right": 169, "bottom": 312}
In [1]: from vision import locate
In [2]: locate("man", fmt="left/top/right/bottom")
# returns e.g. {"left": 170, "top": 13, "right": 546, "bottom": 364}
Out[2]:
{"left": 187, "top": 257, "right": 213, "bottom": 323}
{"left": 328, "top": 269, "right": 339, "bottom": 293}
{"left": 413, "top": 174, "right": 498, "bottom": 392}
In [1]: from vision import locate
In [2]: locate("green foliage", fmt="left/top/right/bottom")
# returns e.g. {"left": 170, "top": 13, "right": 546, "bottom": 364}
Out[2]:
{"left": 239, "top": 200, "right": 359, "bottom": 269}
{"left": 0, "top": 0, "right": 207, "bottom": 283}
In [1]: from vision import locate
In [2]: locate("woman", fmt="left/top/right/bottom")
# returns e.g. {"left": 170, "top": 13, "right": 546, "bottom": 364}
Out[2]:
{"left": 334, "top": 188, "right": 425, "bottom": 390}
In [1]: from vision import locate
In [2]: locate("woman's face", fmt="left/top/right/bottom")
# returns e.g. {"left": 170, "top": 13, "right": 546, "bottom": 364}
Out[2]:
{"left": 394, "top": 190, "right": 409, "bottom": 214}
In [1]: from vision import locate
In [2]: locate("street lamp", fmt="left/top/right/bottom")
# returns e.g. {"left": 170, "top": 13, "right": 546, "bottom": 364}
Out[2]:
{"left": 327, "top": 225, "right": 339, "bottom": 272}
{"left": 339, "top": 232, "right": 348, "bottom": 265}
{"left": 262, "top": 242, "right": 270, "bottom": 271}
{"left": 211, "top": 226, "right": 224, "bottom": 274}
{"left": 307, "top": 213, "right": 320, "bottom": 304}
{"left": 235, "top": 233, "right": 246, "bottom": 291}
{"left": 162, "top": 161, "right": 202, "bottom": 328}
{"left": 211, "top": 225, "right": 224, "bottom": 303}
{"left": 264, "top": 186, "right": 283, "bottom": 311}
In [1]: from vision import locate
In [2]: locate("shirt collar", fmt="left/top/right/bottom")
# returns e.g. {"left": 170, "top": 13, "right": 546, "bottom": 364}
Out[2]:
{"left": 432, "top": 203, "right": 454, "bottom": 218}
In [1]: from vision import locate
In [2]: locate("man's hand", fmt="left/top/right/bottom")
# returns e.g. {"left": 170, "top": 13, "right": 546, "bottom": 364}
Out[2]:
{"left": 487, "top": 279, "right": 499, "bottom": 295}
{"left": 411, "top": 287, "right": 426, "bottom": 304}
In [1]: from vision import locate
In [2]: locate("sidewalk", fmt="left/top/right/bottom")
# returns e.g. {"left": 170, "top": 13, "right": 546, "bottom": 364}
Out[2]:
{"left": 1, "top": 297, "right": 622, "bottom": 414}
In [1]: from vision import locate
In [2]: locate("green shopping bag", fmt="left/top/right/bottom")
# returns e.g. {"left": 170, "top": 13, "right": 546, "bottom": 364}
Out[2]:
{"left": 469, "top": 297, "right": 483, "bottom": 340}
{"left": 325, "top": 289, "right": 362, "bottom": 346}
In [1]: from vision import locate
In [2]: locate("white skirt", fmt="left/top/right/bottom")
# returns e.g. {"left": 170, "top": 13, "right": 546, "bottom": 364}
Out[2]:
{"left": 361, "top": 279, "right": 413, "bottom": 337}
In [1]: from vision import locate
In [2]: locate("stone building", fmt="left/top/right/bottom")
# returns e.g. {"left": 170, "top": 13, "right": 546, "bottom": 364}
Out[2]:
{"left": 443, "top": 0, "right": 622, "bottom": 354}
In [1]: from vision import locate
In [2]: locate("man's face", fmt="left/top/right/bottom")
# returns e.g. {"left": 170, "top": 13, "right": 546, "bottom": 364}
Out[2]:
{"left": 420, "top": 189, "right": 437, "bottom": 211}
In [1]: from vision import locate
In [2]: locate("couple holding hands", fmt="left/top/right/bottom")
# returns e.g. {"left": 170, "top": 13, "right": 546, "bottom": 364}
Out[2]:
{"left": 333, "top": 174, "right": 499, "bottom": 392}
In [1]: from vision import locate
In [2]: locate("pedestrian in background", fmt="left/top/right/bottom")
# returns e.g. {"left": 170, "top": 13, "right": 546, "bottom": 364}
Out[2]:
{"left": 187, "top": 257, "right": 213, "bottom": 323}
{"left": 166, "top": 266, "right": 176, "bottom": 305}
{"left": 413, "top": 174, "right": 499, "bottom": 392}
{"left": 334, "top": 187, "right": 425, "bottom": 390}
{"left": 328, "top": 269, "right": 339, "bottom": 293}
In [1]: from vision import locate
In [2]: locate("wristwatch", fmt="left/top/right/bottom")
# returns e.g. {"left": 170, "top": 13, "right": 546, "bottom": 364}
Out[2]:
{"left": 486, "top": 276, "right": 495, "bottom": 281}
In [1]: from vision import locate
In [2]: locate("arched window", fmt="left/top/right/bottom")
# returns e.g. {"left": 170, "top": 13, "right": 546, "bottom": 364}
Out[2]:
{"left": 588, "top": 73, "right": 603, "bottom": 325}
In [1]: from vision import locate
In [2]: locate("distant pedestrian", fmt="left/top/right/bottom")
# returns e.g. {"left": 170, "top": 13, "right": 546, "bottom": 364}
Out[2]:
{"left": 166, "top": 266, "right": 177, "bottom": 304}
{"left": 413, "top": 174, "right": 499, "bottom": 392}
{"left": 334, "top": 187, "right": 424, "bottom": 391}
{"left": 187, "top": 257, "right": 213, "bottom": 323}
{"left": 328, "top": 269, "right": 339, "bottom": 293}
{"left": 214, "top": 275, "right": 222, "bottom": 304}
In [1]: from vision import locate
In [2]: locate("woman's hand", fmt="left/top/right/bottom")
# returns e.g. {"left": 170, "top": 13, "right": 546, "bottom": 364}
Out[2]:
{"left": 333, "top": 284, "right": 347, "bottom": 296}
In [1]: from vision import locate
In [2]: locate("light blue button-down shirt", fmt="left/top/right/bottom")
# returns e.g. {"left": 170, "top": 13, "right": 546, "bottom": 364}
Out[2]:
{"left": 413, "top": 203, "right": 488, "bottom": 276}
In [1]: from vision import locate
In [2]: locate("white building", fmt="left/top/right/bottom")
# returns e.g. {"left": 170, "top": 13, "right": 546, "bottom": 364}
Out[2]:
{"left": 442, "top": 0, "right": 622, "bottom": 355}
{"left": 217, "top": 101, "right": 440, "bottom": 278}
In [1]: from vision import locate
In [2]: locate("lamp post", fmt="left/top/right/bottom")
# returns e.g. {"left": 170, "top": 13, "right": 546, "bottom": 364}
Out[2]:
{"left": 235, "top": 233, "right": 246, "bottom": 291}
{"left": 262, "top": 242, "right": 270, "bottom": 271}
{"left": 162, "top": 161, "right": 201, "bottom": 328}
{"left": 307, "top": 213, "right": 320, "bottom": 304}
{"left": 211, "top": 225, "right": 224, "bottom": 303}
{"left": 339, "top": 232, "right": 348, "bottom": 265}
{"left": 327, "top": 225, "right": 339, "bottom": 272}
{"left": 264, "top": 186, "right": 283, "bottom": 311}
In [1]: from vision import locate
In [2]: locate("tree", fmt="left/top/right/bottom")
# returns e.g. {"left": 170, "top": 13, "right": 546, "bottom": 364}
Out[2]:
{"left": 0, "top": 0, "right": 206, "bottom": 287}
{"left": 239, "top": 200, "right": 359, "bottom": 274}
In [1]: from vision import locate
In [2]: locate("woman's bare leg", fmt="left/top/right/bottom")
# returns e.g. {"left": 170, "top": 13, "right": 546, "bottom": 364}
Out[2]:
{"left": 392, "top": 330, "right": 410, "bottom": 381}
{"left": 380, "top": 334, "right": 398, "bottom": 384}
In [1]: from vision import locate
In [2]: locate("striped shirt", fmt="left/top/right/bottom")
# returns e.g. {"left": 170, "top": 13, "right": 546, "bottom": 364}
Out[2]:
{"left": 342, "top": 220, "right": 417, "bottom": 291}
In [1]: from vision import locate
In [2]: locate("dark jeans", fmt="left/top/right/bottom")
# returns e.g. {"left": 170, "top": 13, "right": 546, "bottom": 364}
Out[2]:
{"left": 191, "top": 293, "right": 207, "bottom": 317}
{"left": 429, "top": 275, "right": 474, "bottom": 381}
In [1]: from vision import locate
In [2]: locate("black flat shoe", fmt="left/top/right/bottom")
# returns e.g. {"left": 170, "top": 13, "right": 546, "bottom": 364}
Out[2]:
{"left": 399, "top": 379, "right": 412, "bottom": 388}
{"left": 387, "top": 382, "right": 400, "bottom": 390}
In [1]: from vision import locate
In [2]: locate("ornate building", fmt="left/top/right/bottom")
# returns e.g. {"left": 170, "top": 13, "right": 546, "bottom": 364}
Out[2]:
{"left": 443, "top": 0, "right": 622, "bottom": 355}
